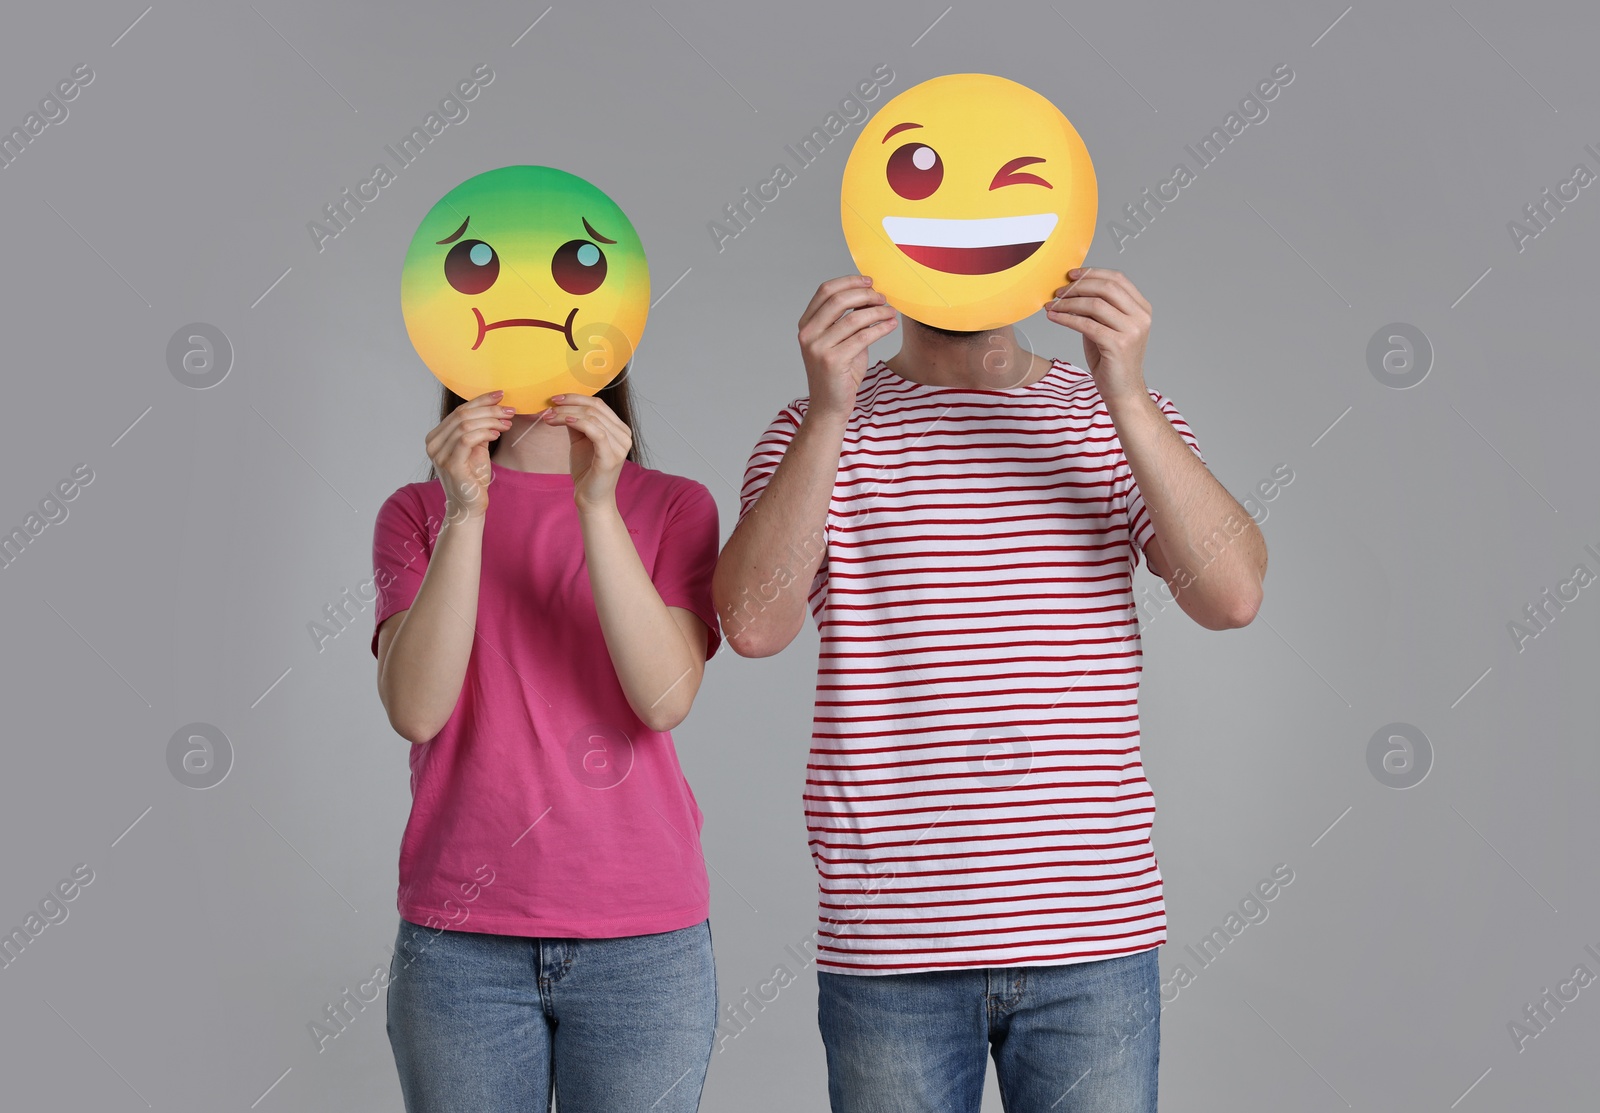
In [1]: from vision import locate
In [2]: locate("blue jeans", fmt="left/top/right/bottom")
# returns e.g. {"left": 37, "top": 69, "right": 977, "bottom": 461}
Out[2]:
{"left": 386, "top": 917, "right": 717, "bottom": 1112}
{"left": 817, "top": 947, "right": 1160, "bottom": 1113}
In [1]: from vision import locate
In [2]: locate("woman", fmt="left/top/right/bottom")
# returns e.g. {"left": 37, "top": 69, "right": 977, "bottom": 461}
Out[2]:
{"left": 370, "top": 374, "right": 722, "bottom": 1112}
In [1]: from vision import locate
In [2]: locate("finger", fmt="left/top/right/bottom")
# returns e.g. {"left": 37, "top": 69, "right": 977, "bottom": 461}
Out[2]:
{"left": 1043, "top": 271, "right": 1090, "bottom": 312}
{"left": 455, "top": 414, "right": 515, "bottom": 433}
{"left": 1048, "top": 277, "right": 1141, "bottom": 319}
{"left": 799, "top": 275, "right": 874, "bottom": 330}
{"left": 815, "top": 304, "right": 898, "bottom": 351}
{"left": 452, "top": 392, "right": 515, "bottom": 422}
{"left": 1066, "top": 268, "right": 1150, "bottom": 314}
{"left": 801, "top": 290, "right": 890, "bottom": 346}
{"left": 1045, "top": 295, "right": 1132, "bottom": 332}
{"left": 1046, "top": 309, "right": 1117, "bottom": 348}
{"left": 1106, "top": 271, "right": 1151, "bottom": 314}
{"left": 545, "top": 397, "right": 629, "bottom": 440}
{"left": 552, "top": 410, "right": 627, "bottom": 459}
{"left": 1047, "top": 277, "right": 1137, "bottom": 318}
{"left": 546, "top": 393, "right": 610, "bottom": 410}
{"left": 452, "top": 428, "right": 502, "bottom": 460}
{"left": 833, "top": 316, "right": 901, "bottom": 360}
{"left": 1070, "top": 267, "right": 1127, "bottom": 286}
{"left": 546, "top": 394, "right": 624, "bottom": 428}
{"left": 543, "top": 401, "right": 621, "bottom": 433}
{"left": 448, "top": 390, "right": 506, "bottom": 421}
{"left": 441, "top": 433, "right": 498, "bottom": 492}
{"left": 437, "top": 424, "right": 503, "bottom": 471}
{"left": 438, "top": 413, "right": 510, "bottom": 453}
{"left": 429, "top": 422, "right": 469, "bottom": 463}
{"left": 428, "top": 412, "right": 511, "bottom": 460}
{"left": 430, "top": 398, "right": 514, "bottom": 450}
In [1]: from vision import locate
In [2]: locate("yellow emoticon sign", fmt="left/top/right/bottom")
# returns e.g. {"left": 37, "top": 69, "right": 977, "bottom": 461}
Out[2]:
{"left": 840, "top": 74, "right": 1096, "bottom": 332}
{"left": 401, "top": 166, "right": 650, "bottom": 413}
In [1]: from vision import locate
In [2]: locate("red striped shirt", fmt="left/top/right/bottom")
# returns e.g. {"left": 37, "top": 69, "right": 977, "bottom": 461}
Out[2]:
{"left": 737, "top": 360, "right": 1205, "bottom": 974}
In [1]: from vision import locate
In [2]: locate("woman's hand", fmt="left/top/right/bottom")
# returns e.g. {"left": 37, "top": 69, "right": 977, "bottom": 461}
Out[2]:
{"left": 542, "top": 393, "right": 631, "bottom": 511}
{"left": 426, "top": 390, "right": 516, "bottom": 520}
{"left": 541, "top": 392, "right": 709, "bottom": 730}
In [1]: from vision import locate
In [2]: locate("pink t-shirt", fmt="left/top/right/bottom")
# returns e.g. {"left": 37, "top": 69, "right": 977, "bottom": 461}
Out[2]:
{"left": 370, "top": 458, "right": 722, "bottom": 938}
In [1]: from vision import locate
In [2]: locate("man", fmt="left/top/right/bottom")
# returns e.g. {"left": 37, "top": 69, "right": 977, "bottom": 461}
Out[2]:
{"left": 714, "top": 267, "right": 1266, "bottom": 1112}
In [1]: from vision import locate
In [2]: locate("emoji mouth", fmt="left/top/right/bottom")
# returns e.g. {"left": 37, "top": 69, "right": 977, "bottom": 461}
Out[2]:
{"left": 882, "top": 213, "right": 1059, "bottom": 275}
{"left": 471, "top": 306, "right": 579, "bottom": 351}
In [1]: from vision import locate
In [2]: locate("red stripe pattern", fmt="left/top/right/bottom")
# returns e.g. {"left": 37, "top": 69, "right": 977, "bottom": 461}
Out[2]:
{"left": 737, "top": 361, "right": 1206, "bottom": 974}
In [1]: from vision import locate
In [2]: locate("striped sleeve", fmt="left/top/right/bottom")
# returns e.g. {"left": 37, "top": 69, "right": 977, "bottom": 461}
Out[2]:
{"left": 1121, "top": 390, "right": 1205, "bottom": 564}
{"left": 737, "top": 401, "right": 808, "bottom": 521}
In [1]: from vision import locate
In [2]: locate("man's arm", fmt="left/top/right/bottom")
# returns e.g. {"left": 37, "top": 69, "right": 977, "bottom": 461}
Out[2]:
{"left": 713, "top": 276, "right": 898, "bottom": 656}
{"left": 1045, "top": 266, "right": 1266, "bottom": 630}
{"left": 1110, "top": 391, "right": 1266, "bottom": 629}
{"left": 714, "top": 409, "right": 845, "bottom": 656}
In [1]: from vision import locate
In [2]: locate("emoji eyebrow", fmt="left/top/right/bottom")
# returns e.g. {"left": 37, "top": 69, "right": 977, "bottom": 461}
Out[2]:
{"left": 881, "top": 122, "right": 923, "bottom": 144}
{"left": 990, "top": 157, "right": 1052, "bottom": 190}
{"left": 436, "top": 216, "right": 471, "bottom": 244}
{"left": 581, "top": 217, "right": 616, "bottom": 245}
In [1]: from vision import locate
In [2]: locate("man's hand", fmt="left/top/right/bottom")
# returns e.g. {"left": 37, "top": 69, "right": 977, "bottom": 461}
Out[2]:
{"left": 1044, "top": 267, "right": 1152, "bottom": 403}
{"left": 799, "top": 275, "right": 899, "bottom": 419}
{"left": 714, "top": 277, "right": 888, "bottom": 658}
{"left": 1045, "top": 267, "right": 1267, "bottom": 628}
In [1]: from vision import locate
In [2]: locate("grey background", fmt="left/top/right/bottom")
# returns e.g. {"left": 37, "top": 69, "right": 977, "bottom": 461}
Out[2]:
{"left": 0, "top": 0, "right": 1594, "bottom": 1109}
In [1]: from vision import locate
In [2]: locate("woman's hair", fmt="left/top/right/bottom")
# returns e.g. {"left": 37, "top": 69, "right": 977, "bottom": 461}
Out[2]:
{"left": 427, "top": 369, "right": 646, "bottom": 480}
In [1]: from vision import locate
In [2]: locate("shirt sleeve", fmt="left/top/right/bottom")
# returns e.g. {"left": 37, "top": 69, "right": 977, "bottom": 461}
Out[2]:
{"left": 653, "top": 479, "right": 724, "bottom": 660}
{"left": 737, "top": 402, "right": 808, "bottom": 523}
{"left": 370, "top": 485, "right": 440, "bottom": 657}
{"left": 1119, "top": 390, "right": 1206, "bottom": 569}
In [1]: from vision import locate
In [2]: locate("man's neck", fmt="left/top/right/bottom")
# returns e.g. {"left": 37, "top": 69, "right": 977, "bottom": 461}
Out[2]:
{"left": 883, "top": 316, "right": 1052, "bottom": 391}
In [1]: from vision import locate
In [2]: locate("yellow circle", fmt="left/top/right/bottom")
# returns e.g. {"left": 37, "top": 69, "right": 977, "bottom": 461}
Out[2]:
{"left": 400, "top": 166, "right": 650, "bottom": 414}
{"left": 840, "top": 74, "right": 1096, "bottom": 332}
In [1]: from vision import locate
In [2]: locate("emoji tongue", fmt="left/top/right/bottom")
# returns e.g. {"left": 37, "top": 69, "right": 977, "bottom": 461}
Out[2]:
{"left": 895, "top": 241, "right": 1045, "bottom": 275}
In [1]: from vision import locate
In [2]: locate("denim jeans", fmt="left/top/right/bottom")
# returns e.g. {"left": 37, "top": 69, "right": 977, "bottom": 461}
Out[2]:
{"left": 817, "top": 947, "right": 1160, "bottom": 1113}
{"left": 386, "top": 917, "right": 717, "bottom": 1112}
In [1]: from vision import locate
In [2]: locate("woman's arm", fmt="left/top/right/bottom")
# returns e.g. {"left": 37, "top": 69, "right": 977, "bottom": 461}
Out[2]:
{"left": 579, "top": 505, "right": 710, "bottom": 732}
{"left": 542, "top": 393, "right": 711, "bottom": 733}
{"left": 376, "top": 391, "right": 515, "bottom": 743}
{"left": 375, "top": 514, "right": 485, "bottom": 743}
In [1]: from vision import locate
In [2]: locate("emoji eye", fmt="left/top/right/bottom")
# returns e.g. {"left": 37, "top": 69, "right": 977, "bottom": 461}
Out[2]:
{"left": 551, "top": 239, "right": 607, "bottom": 295}
{"left": 886, "top": 143, "right": 942, "bottom": 200}
{"left": 991, "top": 156, "right": 1052, "bottom": 190}
{"left": 444, "top": 239, "right": 499, "bottom": 295}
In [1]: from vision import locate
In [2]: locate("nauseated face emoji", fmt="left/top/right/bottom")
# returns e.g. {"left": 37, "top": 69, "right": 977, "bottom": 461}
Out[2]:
{"left": 840, "top": 74, "right": 1096, "bottom": 332}
{"left": 401, "top": 166, "right": 650, "bottom": 413}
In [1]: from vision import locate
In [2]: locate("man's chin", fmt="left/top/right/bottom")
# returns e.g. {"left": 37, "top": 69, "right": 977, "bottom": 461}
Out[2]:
{"left": 903, "top": 315, "right": 989, "bottom": 340}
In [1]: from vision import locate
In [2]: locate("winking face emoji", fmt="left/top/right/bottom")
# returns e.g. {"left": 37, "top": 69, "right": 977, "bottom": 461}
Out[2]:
{"left": 839, "top": 74, "right": 1096, "bottom": 332}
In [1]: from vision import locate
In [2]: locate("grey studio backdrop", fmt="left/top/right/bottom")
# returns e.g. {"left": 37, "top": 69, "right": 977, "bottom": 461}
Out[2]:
{"left": 0, "top": 0, "right": 1594, "bottom": 1109}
